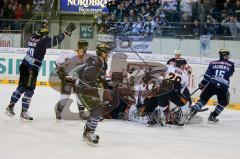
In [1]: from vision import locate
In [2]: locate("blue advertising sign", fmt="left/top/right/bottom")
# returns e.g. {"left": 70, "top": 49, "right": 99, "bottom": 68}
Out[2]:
{"left": 114, "top": 36, "right": 153, "bottom": 54}
{"left": 60, "top": 0, "right": 110, "bottom": 13}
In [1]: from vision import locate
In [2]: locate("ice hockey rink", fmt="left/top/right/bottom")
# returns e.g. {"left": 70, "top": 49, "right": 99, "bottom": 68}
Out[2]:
{"left": 1, "top": 84, "right": 240, "bottom": 159}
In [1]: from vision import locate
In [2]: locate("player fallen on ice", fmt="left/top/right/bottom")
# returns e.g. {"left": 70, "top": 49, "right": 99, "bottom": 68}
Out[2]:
{"left": 188, "top": 49, "right": 235, "bottom": 123}
{"left": 147, "top": 59, "right": 190, "bottom": 126}
{"left": 5, "top": 22, "right": 76, "bottom": 120}
{"left": 55, "top": 40, "right": 90, "bottom": 120}
{"left": 73, "top": 43, "right": 119, "bottom": 144}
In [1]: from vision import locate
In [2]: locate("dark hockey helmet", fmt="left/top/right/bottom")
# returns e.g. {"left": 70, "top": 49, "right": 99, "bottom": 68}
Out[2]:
{"left": 175, "top": 58, "right": 187, "bottom": 68}
{"left": 36, "top": 27, "right": 49, "bottom": 37}
{"left": 219, "top": 48, "right": 230, "bottom": 60}
{"left": 78, "top": 40, "right": 88, "bottom": 49}
{"left": 96, "top": 42, "right": 111, "bottom": 56}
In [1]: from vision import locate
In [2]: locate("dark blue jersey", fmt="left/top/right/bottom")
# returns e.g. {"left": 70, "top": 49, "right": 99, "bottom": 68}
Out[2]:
{"left": 203, "top": 59, "right": 235, "bottom": 89}
{"left": 22, "top": 33, "right": 65, "bottom": 71}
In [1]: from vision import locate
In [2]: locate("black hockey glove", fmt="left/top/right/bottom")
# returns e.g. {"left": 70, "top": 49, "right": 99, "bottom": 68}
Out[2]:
{"left": 64, "top": 76, "right": 76, "bottom": 86}
{"left": 64, "top": 22, "right": 76, "bottom": 36}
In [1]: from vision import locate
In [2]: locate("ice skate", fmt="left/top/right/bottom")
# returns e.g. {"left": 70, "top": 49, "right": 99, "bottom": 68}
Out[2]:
{"left": 20, "top": 111, "right": 33, "bottom": 120}
{"left": 146, "top": 117, "right": 157, "bottom": 126}
{"left": 55, "top": 110, "right": 62, "bottom": 120}
{"left": 208, "top": 112, "right": 219, "bottom": 123}
{"left": 5, "top": 103, "right": 15, "bottom": 117}
{"left": 83, "top": 126, "right": 100, "bottom": 145}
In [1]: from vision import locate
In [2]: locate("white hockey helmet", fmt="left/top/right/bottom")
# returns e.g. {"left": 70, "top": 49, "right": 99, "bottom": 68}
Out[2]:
{"left": 174, "top": 49, "right": 181, "bottom": 55}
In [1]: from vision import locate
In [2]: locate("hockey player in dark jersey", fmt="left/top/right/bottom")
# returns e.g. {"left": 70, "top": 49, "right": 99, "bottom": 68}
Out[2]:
{"left": 5, "top": 23, "right": 76, "bottom": 120}
{"left": 73, "top": 43, "right": 119, "bottom": 144}
{"left": 189, "top": 49, "right": 235, "bottom": 123}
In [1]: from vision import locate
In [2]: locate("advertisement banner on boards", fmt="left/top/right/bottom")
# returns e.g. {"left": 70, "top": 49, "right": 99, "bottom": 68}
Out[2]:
{"left": 114, "top": 36, "right": 153, "bottom": 54}
{"left": 0, "top": 34, "right": 21, "bottom": 48}
{"left": 59, "top": 0, "right": 110, "bottom": 13}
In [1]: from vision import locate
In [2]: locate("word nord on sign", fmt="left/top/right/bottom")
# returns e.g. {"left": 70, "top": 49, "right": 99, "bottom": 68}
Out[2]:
{"left": 67, "top": 0, "right": 108, "bottom": 8}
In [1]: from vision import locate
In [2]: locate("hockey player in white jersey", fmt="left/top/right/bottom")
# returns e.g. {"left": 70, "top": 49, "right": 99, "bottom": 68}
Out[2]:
{"left": 55, "top": 40, "right": 90, "bottom": 120}
{"left": 147, "top": 59, "right": 190, "bottom": 126}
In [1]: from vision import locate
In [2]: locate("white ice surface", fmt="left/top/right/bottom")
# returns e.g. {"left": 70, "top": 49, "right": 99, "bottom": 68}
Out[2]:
{"left": 0, "top": 84, "right": 240, "bottom": 159}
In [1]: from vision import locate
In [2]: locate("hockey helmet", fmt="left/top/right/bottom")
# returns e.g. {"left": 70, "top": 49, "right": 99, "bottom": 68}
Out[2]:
{"left": 174, "top": 49, "right": 181, "bottom": 55}
{"left": 78, "top": 40, "right": 88, "bottom": 49}
{"left": 96, "top": 43, "right": 111, "bottom": 56}
{"left": 36, "top": 27, "right": 49, "bottom": 37}
{"left": 175, "top": 58, "right": 187, "bottom": 68}
{"left": 219, "top": 48, "right": 230, "bottom": 60}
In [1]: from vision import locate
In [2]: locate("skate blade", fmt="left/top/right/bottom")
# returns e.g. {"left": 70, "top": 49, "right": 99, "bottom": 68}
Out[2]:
{"left": 207, "top": 121, "right": 219, "bottom": 124}
{"left": 5, "top": 110, "right": 15, "bottom": 118}
{"left": 55, "top": 118, "right": 62, "bottom": 122}
{"left": 20, "top": 117, "right": 33, "bottom": 121}
{"left": 82, "top": 138, "right": 98, "bottom": 147}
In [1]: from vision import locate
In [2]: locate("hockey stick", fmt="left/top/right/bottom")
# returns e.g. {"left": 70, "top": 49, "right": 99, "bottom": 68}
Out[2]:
{"left": 128, "top": 41, "right": 151, "bottom": 68}
{"left": 188, "top": 88, "right": 209, "bottom": 112}
{"left": 189, "top": 88, "right": 200, "bottom": 98}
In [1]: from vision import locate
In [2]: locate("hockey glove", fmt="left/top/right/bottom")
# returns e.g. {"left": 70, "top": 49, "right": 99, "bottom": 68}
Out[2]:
{"left": 56, "top": 66, "right": 68, "bottom": 80}
{"left": 64, "top": 76, "right": 76, "bottom": 85}
{"left": 64, "top": 22, "right": 76, "bottom": 36}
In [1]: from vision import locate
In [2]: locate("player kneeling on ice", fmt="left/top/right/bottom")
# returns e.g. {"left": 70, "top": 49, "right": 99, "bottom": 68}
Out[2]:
{"left": 55, "top": 40, "right": 90, "bottom": 120}
{"left": 5, "top": 23, "right": 76, "bottom": 120}
{"left": 146, "top": 59, "right": 191, "bottom": 126}
{"left": 72, "top": 43, "right": 119, "bottom": 144}
{"left": 188, "top": 49, "right": 235, "bottom": 123}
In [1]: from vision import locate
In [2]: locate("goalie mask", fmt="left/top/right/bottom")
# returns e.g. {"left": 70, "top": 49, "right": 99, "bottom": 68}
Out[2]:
{"left": 219, "top": 48, "right": 230, "bottom": 60}
{"left": 96, "top": 43, "right": 111, "bottom": 56}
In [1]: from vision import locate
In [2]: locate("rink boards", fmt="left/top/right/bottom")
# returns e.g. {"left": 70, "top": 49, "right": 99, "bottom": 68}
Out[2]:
{"left": 0, "top": 47, "right": 240, "bottom": 109}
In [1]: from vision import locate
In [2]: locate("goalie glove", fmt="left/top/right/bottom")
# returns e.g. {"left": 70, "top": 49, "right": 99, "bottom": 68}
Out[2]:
{"left": 64, "top": 76, "right": 76, "bottom": 85}
{"left": 64, "top": 22, "right": 76, "bottom": 36}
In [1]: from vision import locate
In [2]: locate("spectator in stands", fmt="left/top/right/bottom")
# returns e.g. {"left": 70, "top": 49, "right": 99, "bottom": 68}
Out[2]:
{"left": 15, "top": 3, "right": 24, "bottom": 30}
{"left": 23, "top": 3, "right": 32, "bottom": 19}
{"left": 134, "top": 0, "right": 144, "bottom": 14}
{"left": 108, "top": 14, "right": 119, "bottom": 34}
{"left": 180, "top": 12, "right": 192, "bottom": 35}
{"left": 143, "top": 15, "right": 156, "bottom": 36}
{"left": 155, "top": 16, "right": 163, "bottom": 37}
{"left": 180, "top": 0, "right": 194, "bottom": 16}
{"left": 123, "top": 0, "right": 133, "bottom": 17}
{"left": 163, "top": 0, "right": 177, "bottom": 12}
{"left": 3, "top": 2, "right": 14, "bottom": 30}
{"left": 192, "top": 19, "right": 201, "bottom": 37}
{"left": 122, "top": 16, "right": 132, "bottom": 35}
{"left": 224, "top": 0, "right": 236, "bottom": 14}
{"left": 132, "top": 15, "right": 144, "bottom": 35}
{"left": 141, "top": 6, "right": 150, "bottom": 20}
{"left": 148, "top": 0, "right": 158, "bottom": 16}
{"left": 204, "top": 15, "right": 220, "bottom": 36}
{"left": 163, "top": 0, "right": 178, "bottom": 22}
{"left": 236, "top": 0, "right": 240, "bottom": 21}
{"left": 221, "top": 14, "right": 240, "bottom": 38}
{"left": 128, "top": 9, "right": 137, "bottom": 22}
{"left": 106, "top": 0, "right": 118, "bottom": 15}
{"left": 94, "top": 14, "right": 108, "bottom": 33}
{"left": 116, "top": 1, "right": 125, "bottom": 22}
